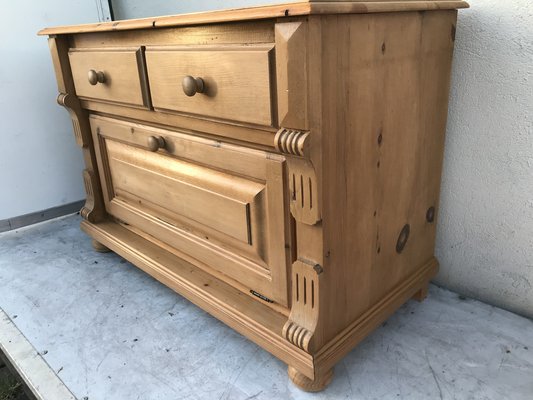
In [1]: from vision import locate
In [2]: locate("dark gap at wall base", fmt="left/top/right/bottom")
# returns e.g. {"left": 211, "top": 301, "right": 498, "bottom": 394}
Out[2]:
{"left": 0, "top": 350, "right": 31, "bottom": 400}
{"left": 0, "top": 200, "right": 85, "bottom": 233}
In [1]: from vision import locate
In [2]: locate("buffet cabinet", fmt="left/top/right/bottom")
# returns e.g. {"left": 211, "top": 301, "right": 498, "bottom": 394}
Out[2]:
{"left": 40, "top": 0, "right": 468, "bottom": 391}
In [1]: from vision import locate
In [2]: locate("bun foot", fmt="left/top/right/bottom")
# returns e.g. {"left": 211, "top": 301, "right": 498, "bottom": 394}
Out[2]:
{"left": 412, "top": 283, "right": 429, "bottom": 302}
{"left": 92, "top": 239, "right": 111, "bottom": 253}
{"left": 288, "top": 366, "right": 333, "bottom": 392}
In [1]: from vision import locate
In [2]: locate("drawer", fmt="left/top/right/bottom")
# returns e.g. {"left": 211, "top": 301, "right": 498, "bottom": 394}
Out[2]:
{"left": 68, "top": 48, "right": 150, "bottom": 108}
{"left": 90, "top": 115, "right": 290, "bottom": 305}
{"left": 145, "top": 45, "right": 275, "bottom": 126}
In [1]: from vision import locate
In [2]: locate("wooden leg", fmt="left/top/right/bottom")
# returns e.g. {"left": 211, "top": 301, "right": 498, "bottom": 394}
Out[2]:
{"left": 288, "top": 366, "right": 333, "bottom": 392}
{"left": 412, "top": 283, "right": 429, "bottom": 302}
{"left": 92, "top": 239, "right": 111, "bottom": 253}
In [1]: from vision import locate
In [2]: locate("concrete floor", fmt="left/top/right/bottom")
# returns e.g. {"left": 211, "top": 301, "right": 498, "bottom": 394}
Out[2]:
{"left": 0, "top": 215, "right": 532, "bottom": 400}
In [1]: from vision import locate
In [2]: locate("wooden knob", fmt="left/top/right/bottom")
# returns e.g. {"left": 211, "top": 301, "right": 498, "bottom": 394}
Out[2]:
{"left": 147, "top": 136, "right": 165, "bottom": 152}
{"left": 88, "top": 69, "right": 105, "bottom": 85}
{"left": 182, "top": 76, "right": 205, "bottom": 97}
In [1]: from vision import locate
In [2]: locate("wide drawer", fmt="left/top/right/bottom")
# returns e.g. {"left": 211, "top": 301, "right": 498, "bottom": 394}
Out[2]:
{"left": 68, "top": 47, "right": 150, "bottom": 108}
{"left": 90, "top": 115, "right": 290, "bottom": 305}
{"left": 145, "top": 45, "right": 275, "bottom": 126}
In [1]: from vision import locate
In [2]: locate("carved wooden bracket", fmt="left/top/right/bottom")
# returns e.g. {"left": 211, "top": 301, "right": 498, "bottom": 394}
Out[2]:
{"left": 282, "top": 259, "right": 322, "bottom": 352}
{"left": 275, "top": 128, "right": 321, "bottom": 225}
{"left": 57, "top": 92, "right": 105, "bottom": 223}
{"left": 287, "top": 157, "right": 320, "bottom": 225}
{"left": 275, "top": 127, "right": 310, "bottom": 158}
{"left": 80, "top": 169, "right": 102, "bottom": 222}
{"left": 57, "top": 93, "right": 91, "bottom": 148}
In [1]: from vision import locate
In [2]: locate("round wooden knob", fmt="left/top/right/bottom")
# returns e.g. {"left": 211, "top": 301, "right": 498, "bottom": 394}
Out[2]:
{"left": 182, "top": 76, "right": 205, "bottom": 97}
{"left": 147, "top": 135, "right": 166, "bottom": 152}
{"left": 88, "top": 69, "right": 105, "bottom": 85}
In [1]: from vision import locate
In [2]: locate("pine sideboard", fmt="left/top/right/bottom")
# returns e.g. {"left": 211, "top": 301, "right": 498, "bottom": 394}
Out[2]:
{"left": 40, "top": 0, "right": 468, "bottom": 391}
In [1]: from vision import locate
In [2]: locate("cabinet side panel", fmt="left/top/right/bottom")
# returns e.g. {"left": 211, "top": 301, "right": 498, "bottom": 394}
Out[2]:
{"left": 320, "top": 11, "right": 457, "bottom": 339}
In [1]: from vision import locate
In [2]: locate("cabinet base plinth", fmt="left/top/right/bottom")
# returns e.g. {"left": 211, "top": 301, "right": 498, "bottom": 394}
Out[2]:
{"left": 81, "top": 219, "right": 438, "bottom": 393}
{"left": 288, "top": 366, "right": 333, "bottom": 392}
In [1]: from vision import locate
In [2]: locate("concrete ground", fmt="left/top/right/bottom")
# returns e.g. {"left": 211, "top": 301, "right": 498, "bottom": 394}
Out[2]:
{"left": 0, "top": 214, "right": 532, "bottom": 400}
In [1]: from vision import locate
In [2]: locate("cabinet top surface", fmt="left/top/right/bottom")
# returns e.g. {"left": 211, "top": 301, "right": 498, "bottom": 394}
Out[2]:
{"left": 39, "top": 0, "right": 468, "bottom": 36}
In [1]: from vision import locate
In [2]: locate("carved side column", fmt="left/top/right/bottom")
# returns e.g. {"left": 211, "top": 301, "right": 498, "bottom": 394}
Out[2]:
{"left": 276, "top": 127, "right": 331, "bottom": 390}
{"left": 48, "top": 36, "right": 105, "bottom": 223}
{"left": 275, "top": 128, "right": 324, "bottom": 351}
{"left": 275, "top": 20, "right": 327, "bottom": 359}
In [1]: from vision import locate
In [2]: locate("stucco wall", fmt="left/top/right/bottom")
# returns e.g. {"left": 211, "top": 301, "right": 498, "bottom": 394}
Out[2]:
{"left": 435, "top": 0, "right": 533, "bottom": 318}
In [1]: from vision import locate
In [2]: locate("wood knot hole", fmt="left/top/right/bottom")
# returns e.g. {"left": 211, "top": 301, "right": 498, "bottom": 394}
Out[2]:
{"left": 396, "top": 224, "right": 410, "bottom": 254}
{"left": 426, "top": 206, "right": 435, "bottom": 223}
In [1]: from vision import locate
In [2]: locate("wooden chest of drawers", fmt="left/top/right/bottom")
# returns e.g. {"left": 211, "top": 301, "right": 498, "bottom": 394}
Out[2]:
{"left": 40, "top": 0, "right": 468, "bottom": 391}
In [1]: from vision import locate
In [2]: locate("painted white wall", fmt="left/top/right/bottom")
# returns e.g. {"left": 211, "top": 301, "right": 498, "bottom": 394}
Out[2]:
{"left": 0, "top": 1, "right": 100, "bottom": 220}
{"left": 113, "top": 0, "right": 533, "bottom": 318}
{"left": 435, "top": 0, "right": 533, "bottom": 318}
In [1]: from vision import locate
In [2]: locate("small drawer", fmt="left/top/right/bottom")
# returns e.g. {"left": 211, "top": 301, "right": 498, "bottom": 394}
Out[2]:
{"left": 145, "top": 45, "right": 275, "bottom": 126}
{"left": 68, "top": 47, "right": 150, "bottom": 108}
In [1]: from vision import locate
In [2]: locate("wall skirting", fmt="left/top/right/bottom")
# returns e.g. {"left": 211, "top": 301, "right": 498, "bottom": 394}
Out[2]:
{"left": 0, "top": 200, "right": 84, "bottom": 233}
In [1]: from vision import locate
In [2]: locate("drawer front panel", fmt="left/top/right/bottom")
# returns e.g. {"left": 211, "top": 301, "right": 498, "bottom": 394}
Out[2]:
{"left": 106, "top": 140, "right": 260, "bottom": 244}
{"left": 69, "top": 48, "right": 150, "bottom": 107}
{"left": 90, "top": 115, "right": 289, "bottom": 305}
{"left": 145, "top": 46, "right": 275, "bottom": 126}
